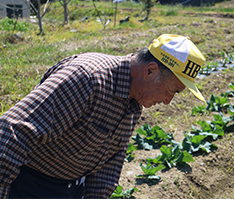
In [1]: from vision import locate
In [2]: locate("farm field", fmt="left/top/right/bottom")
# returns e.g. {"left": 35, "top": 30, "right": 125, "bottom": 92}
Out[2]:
{"left": 0, "top": 0, "right": 234, "bottom": 199}
{"left": 119, "top": 70, "right": 234, "bottom": 199}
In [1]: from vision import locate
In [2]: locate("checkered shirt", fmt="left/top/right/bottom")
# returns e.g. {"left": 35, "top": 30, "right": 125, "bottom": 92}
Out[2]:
{"left": 0, "top": 53, "right": 142, "bottom": 198}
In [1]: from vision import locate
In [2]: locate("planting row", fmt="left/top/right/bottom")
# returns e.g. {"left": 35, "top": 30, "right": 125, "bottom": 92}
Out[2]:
{"left": 110, "top": 82, "right": 234, "bottom": 198}
{"left": 199, "top": 51, "right": 234, "bottom": 78}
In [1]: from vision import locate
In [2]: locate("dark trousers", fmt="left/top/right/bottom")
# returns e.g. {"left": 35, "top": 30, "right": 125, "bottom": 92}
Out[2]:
{"left": 9, "top": 166, "right": 85, "bottom": 199}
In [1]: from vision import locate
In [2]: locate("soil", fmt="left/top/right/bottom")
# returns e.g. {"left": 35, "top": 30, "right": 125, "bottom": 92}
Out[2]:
{"left": 0, "top": 1, "right": 233, "bottom": 198}
{"left": 117, "top": 2, "right": 234, "bottom": 198}
{"left": 119, "top": 70, "right": 234, "bottom": 199}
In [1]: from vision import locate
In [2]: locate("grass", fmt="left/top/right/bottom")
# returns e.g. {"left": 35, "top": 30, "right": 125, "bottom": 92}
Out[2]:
{"left": 0, "top": 0, "right": 233, "bottom": 115}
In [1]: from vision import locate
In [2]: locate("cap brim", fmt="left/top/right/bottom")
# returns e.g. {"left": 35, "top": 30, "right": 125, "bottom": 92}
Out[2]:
{"left": 173, "top": 73, "right": 206, "bottom": 102}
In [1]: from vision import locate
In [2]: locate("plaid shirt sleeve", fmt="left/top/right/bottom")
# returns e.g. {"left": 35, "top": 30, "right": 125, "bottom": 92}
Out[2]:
{"left": 84, "top": 149, "right": 127, "bottom": 198}
{"left": 0, "top": 53, "right": 141, "bottom": 198}
{"left": 0, "top": 64, "right": 92, "bottom": 198}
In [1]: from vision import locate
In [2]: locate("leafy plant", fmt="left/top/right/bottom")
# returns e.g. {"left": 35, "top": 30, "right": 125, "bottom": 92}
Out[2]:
{"left": 132, "top": 124, "right": 174, "bottom": 150}
{"left": 132, "top": 132, "right": 155, "bottom": 150}
{"left": 191, "top": 104, "right": 207, "bottom": 115}
{"left": 200, "top": 61, "right": 219, "bottom": 75}
{"left": 192, "top": 83, "right": 234, "bottom": 116}
{"left": 161, "top": 145, "right": 194, "bottom": 168}
{"left": 181, "top": 133, "right": 218, "bottom": 154}
{"left": 177, "top": 111, "right": 233, "bottom": 154}
{"left": 228, "top": 104, "right": 234, "bottom": 116}
{"left": 136, "top": 162, "right": 165, "bottom": 182}
{"left": 223, "top": 82, "right": 234, "bottom": 97}
{"left": 206, "top": 93, "right": 230, "bottom": 112}
{"left": 125, "top": 154, "right": 135, "bottom": 163}
{"left": 147, "top": 145, "right": 194, "bottom": 168}
{"left": 191, "top": 120, "right": 225, "bottom": 138}
{"left": 220, "top": 51, "right": 234, "bottom": 67}
{"left": 125, "top": 143, "right": 137, "bottom": 162}
{"left": 126, "top": 143, "right": 137, "bottom": 154}
{"left": 110, "top": 185, "right": 138, "bottom": 199}
{"left": 0, "top": 18, "right": 30, "bottom": 31}
{"left": 210, "top": 112, "right": 234, "bottom": 133}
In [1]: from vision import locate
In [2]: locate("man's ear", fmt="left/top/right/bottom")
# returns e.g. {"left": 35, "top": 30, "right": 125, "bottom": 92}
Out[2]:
{"left": 143, "top": 62, "right": 159, "bottom": 79}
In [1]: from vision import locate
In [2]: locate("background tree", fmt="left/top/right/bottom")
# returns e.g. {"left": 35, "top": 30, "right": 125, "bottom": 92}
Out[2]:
{"left": 59, "top": 0, "right": 71, "bottom": 25}
{"left": 24, "top": 0, "right": 54, "bottom": 34}
{"left": 139, "top": 0, "right": 157, "bottom": 22}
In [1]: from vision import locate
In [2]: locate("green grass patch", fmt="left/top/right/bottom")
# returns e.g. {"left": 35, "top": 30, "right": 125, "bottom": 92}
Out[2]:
{"left": 0, "top": 18, "right": 31, "bottom": 31}
{"left": 0, "top": 0, "right": 233, "bottom": 115}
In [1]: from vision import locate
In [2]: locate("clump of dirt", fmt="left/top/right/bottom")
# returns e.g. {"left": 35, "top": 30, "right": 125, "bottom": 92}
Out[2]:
{"left": 119, "top": 69, "right": 234, "bottom": 199}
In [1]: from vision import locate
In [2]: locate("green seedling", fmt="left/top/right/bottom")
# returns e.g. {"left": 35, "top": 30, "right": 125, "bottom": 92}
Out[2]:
{"left": 181, "top": 134, "right": 218, "bottom": 154}
{"left": 147, "top": 145, "right": 194, "bottom": 169}
{"left": 110, "top": 185, "right": 138, "bottom": 199}
{"left": 192, "top": 120, "right": 224, "bottom": 137}
{"left": 200, "top": 61, "right": 219, "bottom": 75}
{"left": 124, "top": 154, "right": 135, "bottom": 163}
{"left": 136, "top": 162, "right": 166, "bottom": 182}
{"left": 228, "top": 82, "right": 234, "bottom": 90}
{"left": 132, "top": 132, "right": 156, "bottom": 150}
{"left": 125, "top": 143, "right": 137, "bottom": 162}
{"left": 192, "top": 83, "right": 234, "bottom": 115}
{"left": 172, "top": 116, "right": 232, "bottom": 154}
{"left": 126, "top": 143, "right": 137, "bottom": 154}
{"left": 220, "top": 51, "right": 234, "bottom": 66}
{"left": 191, "top": 104, "right": 207, "bottom": 115}
{"left": 173, "top": 175, "right": 180, "bottom": 187}
{"left": 160, "top": 145, "right": 194, "bottom": 168}
{"left": 228, "top": 104, "right": 234, "bottom": 116}
{"left": 211, "top": 112, "right": 234, "bottom": 132}
{"left": 222, "top": 82, "right": 234, "bottom": 98}
{"left": 206, "top": 93, "right": 230, "bottom": 112}
{"left": 132, "top": 124, "right": 174, "bottom": 150}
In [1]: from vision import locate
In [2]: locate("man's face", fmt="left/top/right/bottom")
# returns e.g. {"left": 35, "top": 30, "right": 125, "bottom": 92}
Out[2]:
{"left": 136, "top": 72, "right": 186, "bottom": 108}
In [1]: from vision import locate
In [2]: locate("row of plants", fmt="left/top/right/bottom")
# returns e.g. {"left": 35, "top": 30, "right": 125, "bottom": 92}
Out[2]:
{"left": 110, "top": 82, "right": 234, "bottom": 198}
{"left": 192, "top": 82, "right": 234, "bottom": 115}
{"left": 199, "top": 51, "right": 234, "bottom": 76}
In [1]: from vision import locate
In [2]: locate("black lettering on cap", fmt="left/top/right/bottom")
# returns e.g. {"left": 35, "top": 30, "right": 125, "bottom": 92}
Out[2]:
{"left": 182, "top": 60, "right": 201, "bottom": 78}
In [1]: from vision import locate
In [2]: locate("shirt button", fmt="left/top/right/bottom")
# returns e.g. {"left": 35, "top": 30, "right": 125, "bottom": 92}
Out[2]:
{"left": 68, "top": 182, "right": 72, "bottom": 188}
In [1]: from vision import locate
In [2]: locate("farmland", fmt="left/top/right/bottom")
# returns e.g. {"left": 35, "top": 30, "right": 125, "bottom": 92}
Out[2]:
{"left": 0, "top": 0, "right": 234, "bottom": 198}
{"left": 119, "top": 70, "right": 234, "bottom": 199}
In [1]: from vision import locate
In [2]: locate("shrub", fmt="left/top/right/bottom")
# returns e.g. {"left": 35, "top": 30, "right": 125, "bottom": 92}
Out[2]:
{"left": 0, "top": 18, "right": 30, "bottom": 31}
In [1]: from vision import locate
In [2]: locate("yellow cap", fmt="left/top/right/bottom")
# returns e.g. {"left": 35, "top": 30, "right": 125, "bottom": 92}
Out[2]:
{"left": 148, "top": 34, "right": 206, "bottom": 102}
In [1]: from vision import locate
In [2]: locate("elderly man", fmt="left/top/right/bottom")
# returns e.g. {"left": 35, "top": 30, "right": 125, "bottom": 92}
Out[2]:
{"left": 0, "top": 34, "right": 205, "bottom": 198}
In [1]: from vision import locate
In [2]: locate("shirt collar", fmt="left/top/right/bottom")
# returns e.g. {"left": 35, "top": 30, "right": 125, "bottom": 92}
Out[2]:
{"left": 115, "top": 53, "right": 133, "bottom": 99}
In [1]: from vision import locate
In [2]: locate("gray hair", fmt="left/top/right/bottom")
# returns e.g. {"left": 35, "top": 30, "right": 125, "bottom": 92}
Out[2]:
{"left": 135, "top": 47, "right": 173, "bottom": 77}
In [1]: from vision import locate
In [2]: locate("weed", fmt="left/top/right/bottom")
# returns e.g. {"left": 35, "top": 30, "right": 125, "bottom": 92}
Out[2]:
{"left": 189, "top": 185, "right": 196, "bottom": 198}
{"left": 176, "top": 103, "right": 187, "bottom": 109}
{"left": 173, "top": 175, "right": 180, "bottom": 187}
{"left": 152, "top": 111, "right": 162, "bottom": 119}
{"left": 162, "top": 179, "right": 168, "bottom": 191}
{"left": 0, "top": 102, "right": 14, "bottom": 116}
{"left": 0, "top": 18, "right": 31, "bottom": 32}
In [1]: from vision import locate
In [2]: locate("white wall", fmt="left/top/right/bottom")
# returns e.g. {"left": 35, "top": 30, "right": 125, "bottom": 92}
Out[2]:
{"left": 0, "top": 0, "right": 30, "bottom": 18}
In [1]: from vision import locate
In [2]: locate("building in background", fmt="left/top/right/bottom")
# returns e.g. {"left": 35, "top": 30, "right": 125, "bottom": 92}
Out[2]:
{"left": 0, "top": 0, "right": 30, "bottom": 18}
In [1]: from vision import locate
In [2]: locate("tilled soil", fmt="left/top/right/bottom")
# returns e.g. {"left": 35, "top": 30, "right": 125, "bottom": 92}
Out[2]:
{"left": 119, "top": 70, "right": 234, "bottom": 199}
